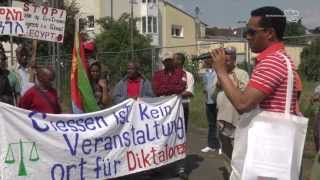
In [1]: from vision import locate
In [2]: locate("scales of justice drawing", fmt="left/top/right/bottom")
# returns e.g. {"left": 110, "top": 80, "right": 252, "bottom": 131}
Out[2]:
{"left": 4, "top": 139, "right": 40, "bottom": 176}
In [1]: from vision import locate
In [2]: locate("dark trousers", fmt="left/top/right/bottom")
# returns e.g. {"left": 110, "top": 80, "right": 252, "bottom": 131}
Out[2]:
{"left": 183, "top": 103, "right": 189, "bottom": 132}
{"left": 206, "top": 103, "right": 220, "bottom": 149}
{"left": 174, "top": 103, "right": 189, "bottom": 175}
{"left": 219, "top": 132, "right": 233, "bottom": 158}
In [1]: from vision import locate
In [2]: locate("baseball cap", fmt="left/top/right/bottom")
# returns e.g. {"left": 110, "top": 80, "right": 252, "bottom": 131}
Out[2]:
{"left": 160, "top": 51, "right": 174, "bottom": 62}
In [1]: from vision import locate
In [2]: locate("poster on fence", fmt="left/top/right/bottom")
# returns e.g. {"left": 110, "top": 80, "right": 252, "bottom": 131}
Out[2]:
{"left": 13, "top": 1, "right": 66, "bottom": 43}
{"left": 0, "top": 96, "right": 186, "bottom": 179}
{"left": 0, "top": 7, "right": 25, "bottom": 36}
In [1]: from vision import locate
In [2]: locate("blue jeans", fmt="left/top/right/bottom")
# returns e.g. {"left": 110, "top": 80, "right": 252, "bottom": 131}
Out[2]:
{"left": 206, "top": 103, "right": 220, "bottom": 149}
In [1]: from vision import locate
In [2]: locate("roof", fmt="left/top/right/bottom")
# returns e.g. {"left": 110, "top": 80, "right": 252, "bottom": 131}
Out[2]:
{"left": 163, "top": 0, "right": 208, "bottom": 26}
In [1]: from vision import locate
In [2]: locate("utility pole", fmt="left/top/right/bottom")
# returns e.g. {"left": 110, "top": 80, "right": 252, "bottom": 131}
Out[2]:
{"left": 195, "top": 6, "right": 200, "bottom": 55}
{"left": 130, "top": 0, "right": 134, "bottom": 61}
{"left": 110, "top": 0, "right": 113, "bottom": 19}
{"left": 129, "top": 0, "right": 137, "bottom": 61}
{"left": 237, "top": 20, "right": 246, "bottom": 41}
{"left": 9, "top": 0, "right": 14, "bottom": 66}
{"left": 237, "top": 20, "right": 249, "bottom": 72}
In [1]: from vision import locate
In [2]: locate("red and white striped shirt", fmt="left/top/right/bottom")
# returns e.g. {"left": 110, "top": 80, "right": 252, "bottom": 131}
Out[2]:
{"left": 248, "top": 42, "right": 297, "bottom": 114}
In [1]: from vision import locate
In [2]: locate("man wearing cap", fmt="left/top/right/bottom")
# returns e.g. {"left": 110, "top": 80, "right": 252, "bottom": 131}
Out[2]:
{"left": 152, "top": 51, "right": 187, "bottom": 97}
{"left": 152, "top": 51, "right": 187, "bottom": 179}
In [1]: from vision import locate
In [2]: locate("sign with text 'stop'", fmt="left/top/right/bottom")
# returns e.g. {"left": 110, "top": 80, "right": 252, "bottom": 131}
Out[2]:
{"left": 13, "top": 1, "right": 66, "bottom": 43}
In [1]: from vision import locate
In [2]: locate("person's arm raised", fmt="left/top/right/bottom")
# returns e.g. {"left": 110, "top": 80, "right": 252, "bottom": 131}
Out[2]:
{"left": 210, "top": 48, "right": 266, "bottom": 113}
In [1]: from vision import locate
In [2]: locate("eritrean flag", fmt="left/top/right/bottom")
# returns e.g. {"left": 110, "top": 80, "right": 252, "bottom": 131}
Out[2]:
{"left": 70, "top": 32, "right": 100, "bottom": 113}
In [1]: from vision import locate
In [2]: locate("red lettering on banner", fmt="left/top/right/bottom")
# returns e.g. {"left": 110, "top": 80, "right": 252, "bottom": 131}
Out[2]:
{"left": 42, "top": 6, "right": 48, "bottom": 15}
{"left": 6, "top": 9, "right": 15, "bottom": 20}
{"left": 0, "top": 8, "right": 23, "bottom": 21}
{"left": 13, "top": 9, "right": 23, "bottom": 21}
{"left": 51, "top": 8, "right": 58, "bottom": 16}
{"left": 0, "top": 8, "right": 5, "bottom": 16}
{"left": 126, "top": 143, "right": 186, "bottom": 171}
{"left": 141, "top": 149, "right": 151, "bottom": 167}
{"left": 126, "top": 151, "right": 136, "bottom": 171}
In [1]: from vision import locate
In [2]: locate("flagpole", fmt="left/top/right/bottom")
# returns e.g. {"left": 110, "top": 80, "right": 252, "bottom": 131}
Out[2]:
{"left": 75, "top": 15, "right": 80, "bottom": 34}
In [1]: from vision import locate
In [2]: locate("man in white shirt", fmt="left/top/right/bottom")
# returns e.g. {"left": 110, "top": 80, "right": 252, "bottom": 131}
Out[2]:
{"left": 14, "top": 45, "right": 35, "bottom": 96}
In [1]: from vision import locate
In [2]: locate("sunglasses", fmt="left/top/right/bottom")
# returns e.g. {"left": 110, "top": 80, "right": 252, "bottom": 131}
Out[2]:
{"left": 243, "top": 28, "right": 265, "bottom": 37}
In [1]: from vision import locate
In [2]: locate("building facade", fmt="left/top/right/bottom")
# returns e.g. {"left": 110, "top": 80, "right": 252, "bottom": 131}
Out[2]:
{"left": 72, "top": 0, "right": 206, "bottom": 53}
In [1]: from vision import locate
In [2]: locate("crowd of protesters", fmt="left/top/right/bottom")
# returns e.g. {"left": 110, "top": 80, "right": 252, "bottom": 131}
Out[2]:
{"left": 1, "top": 5, "right": 320, "bottom": 180}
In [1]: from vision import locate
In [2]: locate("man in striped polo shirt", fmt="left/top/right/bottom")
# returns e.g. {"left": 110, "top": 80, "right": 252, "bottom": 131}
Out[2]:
{"left": 210, "top": 6, "right": 302, "bottom": 178}
{"left": 210, "top": 6, "right": 298, "bottom": 115}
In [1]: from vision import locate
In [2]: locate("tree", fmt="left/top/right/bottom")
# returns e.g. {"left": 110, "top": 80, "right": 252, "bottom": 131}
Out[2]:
{"left": 284, "top": 19, "right": 306, "bottom": 44}
{"left": 95, "top": 13, "right": 152, "bottom": 83}
{"left": 299, "top": 38, "right": 320, "bottom": 80}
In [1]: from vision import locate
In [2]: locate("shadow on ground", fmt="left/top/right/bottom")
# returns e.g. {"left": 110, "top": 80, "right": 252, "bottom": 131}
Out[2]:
{"left": 111, "top": 154, "right": 204, "bottom": 180}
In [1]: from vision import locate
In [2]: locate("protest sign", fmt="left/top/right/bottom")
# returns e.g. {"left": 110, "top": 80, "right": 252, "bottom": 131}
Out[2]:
{"left": 0, "top": 7, "right": 25, "bottom": 35}
{"left": 0, "top": 96, "right": 186, "bottom": 179}
{"left": 13, "top": 1, "right": 66, "bottom": 43}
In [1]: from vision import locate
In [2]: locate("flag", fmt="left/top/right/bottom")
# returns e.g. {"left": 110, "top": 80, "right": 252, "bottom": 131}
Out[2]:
{"left": 70, "top": 32, "right": 100, "bottom": 113}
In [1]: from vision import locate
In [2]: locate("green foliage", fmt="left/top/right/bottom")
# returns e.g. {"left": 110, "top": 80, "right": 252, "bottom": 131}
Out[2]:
{"left": 95, "top": 14, "right": 152, "bottom": 83}
{"left": 284, "top": 19, "right": 306, "bottom": 44}
{"left": 60, "top": 0, "right": 80, "bottom": 54}
{"left": 299, "top": 38, "right": 320, "bottom": 81}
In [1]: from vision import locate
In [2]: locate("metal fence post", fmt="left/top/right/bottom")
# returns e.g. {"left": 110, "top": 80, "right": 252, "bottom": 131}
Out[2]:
{"left": 152, "top": 47, "right": 156, "bottom": 75}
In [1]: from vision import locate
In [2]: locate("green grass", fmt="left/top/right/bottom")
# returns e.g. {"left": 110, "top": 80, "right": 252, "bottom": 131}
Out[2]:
{"left": 189, "top": 82, "right": 208, "bottom": 128}
{"left": 299, "top": 79, "right": 318, "bottom": 179}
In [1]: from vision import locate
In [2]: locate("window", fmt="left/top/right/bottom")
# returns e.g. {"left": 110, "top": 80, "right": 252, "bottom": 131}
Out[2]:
{"left": 142, "top": 16, "right": 157, "bottom": 33}
{"left": 148, "top": 16, "right": 152, "bottom": 33}
{"left": 147, "top": 0, "right": 156, "bottom": 3}
{"left": 87, "top": 15, "right": 94, "bottom": 28}
{"left": 142, "top": 0, "right": 146, "bottom": 3}
{"left": 171, "top": 25, "right": 183, "bottom": 37}
{"left": 142, "top": 16, "right": 146, "bottom": 33}
{"left": 153, "top": 16, "right": 157, "bottom": 33}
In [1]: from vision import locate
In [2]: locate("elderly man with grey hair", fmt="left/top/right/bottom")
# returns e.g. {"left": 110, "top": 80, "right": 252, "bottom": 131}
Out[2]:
{"left": 215, "top": 47, "right": 249, "bottom": 158}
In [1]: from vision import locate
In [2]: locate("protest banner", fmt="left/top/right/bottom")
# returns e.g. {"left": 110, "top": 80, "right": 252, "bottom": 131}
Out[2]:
{"left": 0, "top": 96, "right": 186, "bottom": 179}
{"left": 0, "top": 7, "right": 25, "bottom": 36}
{"left": 12, "top": 1, "right": 66, "bottom": 43}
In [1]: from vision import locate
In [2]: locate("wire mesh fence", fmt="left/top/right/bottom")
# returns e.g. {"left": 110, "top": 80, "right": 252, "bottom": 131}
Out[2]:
{"left": 33, "top": 42, "right": 250, "bottom": 109}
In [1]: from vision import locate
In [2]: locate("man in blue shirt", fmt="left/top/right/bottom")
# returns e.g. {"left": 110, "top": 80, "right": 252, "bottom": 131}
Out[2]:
{"left": 201, "top": 59, "right": 221, "bottom": 153}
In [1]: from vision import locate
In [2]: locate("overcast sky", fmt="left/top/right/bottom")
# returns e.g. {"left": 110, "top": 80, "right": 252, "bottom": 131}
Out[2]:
{"left": 167, "top": 0, "right": 320, "bottom": 29}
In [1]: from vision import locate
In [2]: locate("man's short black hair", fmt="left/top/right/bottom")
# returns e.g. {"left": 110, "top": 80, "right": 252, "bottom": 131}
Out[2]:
{"left": 16, "top": 45, "right": 31, "bottom": 58}
{"left": 251, "top": 6, "right": 286, "bottom": 40}
{"left": 175, "top": 53, "right": 186, "bottom": 65}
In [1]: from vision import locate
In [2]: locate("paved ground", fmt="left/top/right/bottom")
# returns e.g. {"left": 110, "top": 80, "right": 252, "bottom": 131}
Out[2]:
{"left": 114, "top": 126, "right": 230, "bottom": 180}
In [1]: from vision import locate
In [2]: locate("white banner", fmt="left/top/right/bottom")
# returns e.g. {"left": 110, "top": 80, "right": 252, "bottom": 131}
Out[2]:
{"left": 0, "top": 7, "right": 25, "bottom": 36}
{"left": 13, "top": 1, "right": 66, "bottom": 43}
{"left": 0, "top": 96, "right": 186, "bottom": 179}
